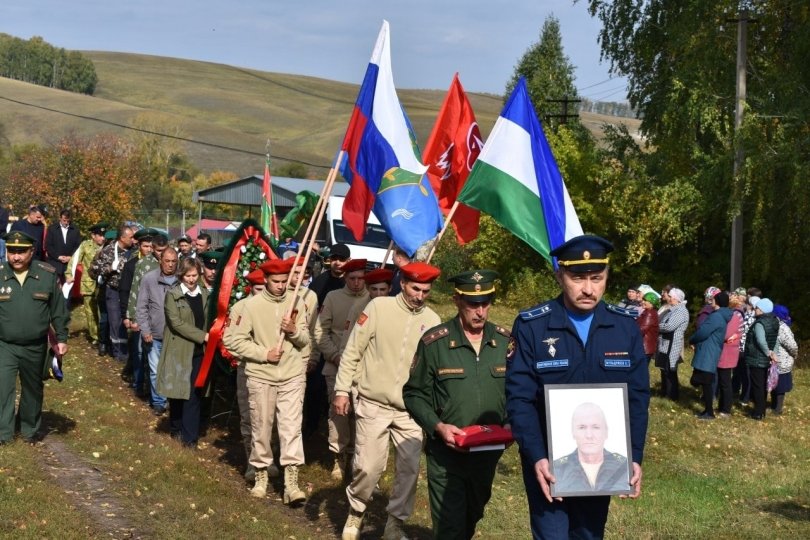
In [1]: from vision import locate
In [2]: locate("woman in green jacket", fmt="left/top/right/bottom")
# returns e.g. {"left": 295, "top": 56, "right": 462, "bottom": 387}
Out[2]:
{"left": 156, "top": 257, "right": 209, "bottom": 447}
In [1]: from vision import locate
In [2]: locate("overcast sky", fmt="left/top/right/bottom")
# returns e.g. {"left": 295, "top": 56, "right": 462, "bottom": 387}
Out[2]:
{"left": 0, "top": 0, "right": 627, "bottom": 101}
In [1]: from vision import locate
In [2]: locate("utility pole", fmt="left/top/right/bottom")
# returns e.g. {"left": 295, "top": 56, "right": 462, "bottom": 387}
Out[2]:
{"left": 728, "top": 9, "right": 754, "bottom": 290}
{"left": 544, "top": 95, "right": 581, "bottom": 125}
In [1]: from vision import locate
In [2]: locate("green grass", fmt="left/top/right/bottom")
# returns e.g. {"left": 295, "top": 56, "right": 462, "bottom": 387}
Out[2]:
{"left": 0, "top": 51, "right": 641, "bottom": 178}
{"left": 2, "top": 293, "right": 807, "bottom": 538}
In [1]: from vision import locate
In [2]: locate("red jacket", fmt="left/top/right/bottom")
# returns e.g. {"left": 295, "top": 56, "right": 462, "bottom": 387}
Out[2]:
{"left": 637, "top": 308, "right": 659, "bottom": 355}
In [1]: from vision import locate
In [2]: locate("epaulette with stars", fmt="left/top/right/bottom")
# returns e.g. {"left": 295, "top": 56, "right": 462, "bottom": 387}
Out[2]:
{"left": 494, "top": 324, "right": 511, "bottom": 338}
{"left": 519, "top": 303, "right": 552, "bottom": 321}
{"left": 606, "top": 303, "right": 637, "bottom": 317}
{"left": 34, "top": 261, "right": 56, "bottom": 273}
{"left": 421, "top": 325, "right": 449, "bottom": 345}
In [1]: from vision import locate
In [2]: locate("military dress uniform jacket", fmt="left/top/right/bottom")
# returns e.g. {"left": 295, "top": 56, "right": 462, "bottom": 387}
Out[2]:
{"left": 125, "top": 255, "right": 159, "bottom": 321}
{"left": 552, "top": 450, "right": 629, "bottom": 493}
{"left": 0, "top": 261, "right": 70, "bottom": 347}
{"left": 506, "top": 297, "right": 650, "bottom": 466}
{"left": 403, "top": 317, "right": 511, "bottom": 437}
{"left": 314, "top": 285, "right": 369, "bottom": 374}
{"left": 67, "top": 239, "right": 102, "bottom": 296}
{"left": 222, "top": 289, "right": 310, "bottom": 384}
{"left": 336, "top": 294, "right": 440, "bottom": 410}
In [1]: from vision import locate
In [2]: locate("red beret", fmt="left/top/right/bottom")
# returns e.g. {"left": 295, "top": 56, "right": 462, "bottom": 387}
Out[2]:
{"left": 246, "top": 269, "right": 266, "bottom": 285}
{"left": 259, "top": 258, "right": 294, "bottom": 275}
{"left": 400, "top": 262, "right": 441, "bottom": 283}
{"left": 363, "top": 268, "right": 394, "bottom": 284}
{"left": 342, "top": 259, "right": 367, "bottom": 273}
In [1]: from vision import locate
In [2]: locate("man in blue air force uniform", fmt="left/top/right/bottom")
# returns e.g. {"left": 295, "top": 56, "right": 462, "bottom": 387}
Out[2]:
{"left": 506, "top": 234, "right": 650, "bottom": 539}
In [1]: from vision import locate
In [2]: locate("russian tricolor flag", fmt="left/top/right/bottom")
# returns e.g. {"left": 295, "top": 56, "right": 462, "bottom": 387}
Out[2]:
{"left": 339, "top": 21, "right": 442, "bottom": 256}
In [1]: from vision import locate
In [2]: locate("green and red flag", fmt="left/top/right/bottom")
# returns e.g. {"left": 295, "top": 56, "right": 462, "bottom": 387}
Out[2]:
{"left": 261, "top": 158, "right": 280, "bottom": 248}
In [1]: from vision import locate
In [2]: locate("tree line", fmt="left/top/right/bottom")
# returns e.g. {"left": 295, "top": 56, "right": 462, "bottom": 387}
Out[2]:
{"left": 0, "top": 34, "right": 97, "bottom": 94}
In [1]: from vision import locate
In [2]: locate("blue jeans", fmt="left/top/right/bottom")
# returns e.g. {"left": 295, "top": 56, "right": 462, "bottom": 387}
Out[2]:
{"left": 144, "top": 338, "right": 167, "bottom": 409}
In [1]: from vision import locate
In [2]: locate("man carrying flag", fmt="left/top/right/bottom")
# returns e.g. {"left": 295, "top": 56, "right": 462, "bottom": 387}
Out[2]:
{"left": 339, "top": 20, "right": 442, "bottom": 257}
{"left": 457, "top": 77, "right": 583, "bottom": 262}
{"left": 423, "top": 73, "right": 484, "bottom": 245}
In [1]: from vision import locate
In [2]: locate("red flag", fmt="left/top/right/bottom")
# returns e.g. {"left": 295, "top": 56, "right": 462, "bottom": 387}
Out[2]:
{"left": 423, "top": 74, "right": 483, "bottom": 244}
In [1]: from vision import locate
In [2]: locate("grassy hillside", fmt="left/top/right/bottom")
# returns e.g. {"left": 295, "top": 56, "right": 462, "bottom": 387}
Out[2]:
{"left": 0, "top": 51, "right": 641, "bottom": 177}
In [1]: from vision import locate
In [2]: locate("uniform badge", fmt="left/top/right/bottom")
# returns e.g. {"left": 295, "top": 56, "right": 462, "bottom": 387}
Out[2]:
{"left": 542, "top": 337, "right": 559, "bottom": 357}
{"left": 472, "top": 271, "right": 483, "bottom": 282}
{"left": 506, "top": 336, "right": 516, "bottom": 361}
{"left": 357, "top": 313, "right": 368, "bottom": 326}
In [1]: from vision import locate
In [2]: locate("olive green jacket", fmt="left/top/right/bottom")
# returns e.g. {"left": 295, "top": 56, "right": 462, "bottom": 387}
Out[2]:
{"left": 403, "top": 317, "right": 510, "bottom": 438}
{"left": 0, "top": 260, "right": 70, "bottom": 345}
{"left": 156, "top": 284, "right": 209, "bottom": 400}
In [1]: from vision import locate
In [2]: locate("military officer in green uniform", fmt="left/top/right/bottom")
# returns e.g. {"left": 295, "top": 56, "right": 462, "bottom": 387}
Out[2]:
{"left": 0, "top": 231, "right": 70, "bottom": 444}
{"left": 403, "top": 269, "right": 511, "bottom": 540}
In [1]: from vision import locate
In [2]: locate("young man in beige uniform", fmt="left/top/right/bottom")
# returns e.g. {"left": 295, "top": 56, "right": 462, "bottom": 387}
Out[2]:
{"left": 228, "top": 269, "right": 268, "bottom": 483}
{"left": 339, "top": 268, "right": 395, "bottom": 353}
{"left": 222, "top": 257, "right": 310, "bottom": 505}
{"left": 314, "top": 258, "right": 369, "bottom": 481}
{"left": 334, "top": 262, "right": 442, "bottom": 540}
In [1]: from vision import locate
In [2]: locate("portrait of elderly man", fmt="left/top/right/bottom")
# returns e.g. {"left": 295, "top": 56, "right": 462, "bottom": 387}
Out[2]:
{"left": 551, "top": 402, "right": 629, "bottom": 495}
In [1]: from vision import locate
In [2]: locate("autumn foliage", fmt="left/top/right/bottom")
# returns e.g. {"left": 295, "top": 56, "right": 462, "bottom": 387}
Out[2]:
{"left": 3, "top": 134, "right": 147, "bottom": 232}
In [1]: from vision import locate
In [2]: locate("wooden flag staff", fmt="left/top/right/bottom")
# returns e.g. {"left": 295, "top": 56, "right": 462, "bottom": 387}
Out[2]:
{"left": 273, "top": 150, "right": 346, "bottom": 353}
{"left": 425, "top": 200, "right": 460, "bottom": 263}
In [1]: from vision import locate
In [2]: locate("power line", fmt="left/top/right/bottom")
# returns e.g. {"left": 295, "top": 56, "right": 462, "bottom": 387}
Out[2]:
{"left": 577, "top": 77, "right": 617, "bottom": 91}
{"left": 0, "top": 93, "right": 334, "bottom": 170}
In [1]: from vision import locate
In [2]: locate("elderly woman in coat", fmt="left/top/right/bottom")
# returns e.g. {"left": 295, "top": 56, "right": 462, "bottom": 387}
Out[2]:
{"left": 689, "top": 292, "right": 733, "bottom": 419}
{"left": 656, "top": 287, "right": 689, "bottom": 400}
{"left": 156, "top": 257, "right": 209, "bottom": 447}
{"left": 636, "top": 292, "right": 660, "bottom": 363}
{"left": 770, "top": 304, "right": 797, "bottom": 415}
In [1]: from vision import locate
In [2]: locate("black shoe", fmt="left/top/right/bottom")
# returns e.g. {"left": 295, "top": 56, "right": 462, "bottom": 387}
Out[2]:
{"left": 749, "top": 413, "right": 764, "bottom": 420}
{"left": 153, "top": 405, "right": 167, "bottom": 416}
{"left": 22, "top": 432, "right": 44, "bottom": 445}
{"left": 98, "top": 343, "right": 108, "bottom": 357}
{"left": 695, "top": 412, "right": 715, "bottom": 420}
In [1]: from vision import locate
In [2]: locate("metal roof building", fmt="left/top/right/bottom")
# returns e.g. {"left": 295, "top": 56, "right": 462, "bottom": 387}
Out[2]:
{"left": 192, "top": 175, "right": 349, "bottom": 210}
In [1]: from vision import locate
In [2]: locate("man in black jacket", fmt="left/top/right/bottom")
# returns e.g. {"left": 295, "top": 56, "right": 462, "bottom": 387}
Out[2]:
{"left": 45, "top": 209, "right": 82, "bottom": 279}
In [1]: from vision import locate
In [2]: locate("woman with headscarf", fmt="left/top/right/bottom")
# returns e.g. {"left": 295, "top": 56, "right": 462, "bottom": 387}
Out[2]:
{"left": 696, "top": 286, "right": 721, "bottom": 329}
{"left": 770, "top": 305, "right": 797, "bottom": 415}
{"left": 156, "top": 257, "right": 209, "bottom": 446}
{"left": 636, "top": 292, "right": 660, "bottom": 363}
{"left": 656, "top": 287, "right": 689, "bottom": 400}
{"left": 744, "top": 298, "right": 779, "bottom": 420}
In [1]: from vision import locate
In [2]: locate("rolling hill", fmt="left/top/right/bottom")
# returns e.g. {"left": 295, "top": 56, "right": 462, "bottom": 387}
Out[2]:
{"left": 0, "top": 51, "right": 640, "bottom": 177}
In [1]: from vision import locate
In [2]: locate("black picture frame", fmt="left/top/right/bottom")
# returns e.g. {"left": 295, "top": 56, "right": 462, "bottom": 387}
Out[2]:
{"left": 544, "top": 383, "right": 632, "bottom": 497}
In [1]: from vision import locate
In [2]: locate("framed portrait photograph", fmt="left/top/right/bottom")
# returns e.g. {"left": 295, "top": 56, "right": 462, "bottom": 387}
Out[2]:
{"left": 544, "top": 383, "right": 632, "bottom": 497}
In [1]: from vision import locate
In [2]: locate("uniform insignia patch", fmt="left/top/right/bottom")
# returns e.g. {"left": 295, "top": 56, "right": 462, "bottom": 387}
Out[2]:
{"left": 542, "top": 337, "right": 559, "bottom": 357}
{"left": 33, "top": 292, "right": 49, "bottom": 300}
{"left": 438, "top": 367, "right": 465, "bottom": 375}
{"left": 493, "top": 365, "right": 506, "bottom": 374}
{"left": 235, "top": 315, "right": 242, "bottom": 326}
{"left": 357, "top": 313, "right": 369, "bottom": 326}
{"left": 506, "top": 336, "right": 516, "bottom": 361}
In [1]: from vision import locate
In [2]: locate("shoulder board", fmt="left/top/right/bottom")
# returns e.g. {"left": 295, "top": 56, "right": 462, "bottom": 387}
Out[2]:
{"left": 421, "top": 325, "right": 450, "bottom": 345}
{"left": 34, "top": 261, "right": 56, "bottom": 273}
{"left": 494, "top": 325, "right": 511, "bottom": 337}
{"left": 519, "top": 303, "right": 552, "bottom": 321}
{"left": 606, "top": 303, "right": 636, "bottom": 317}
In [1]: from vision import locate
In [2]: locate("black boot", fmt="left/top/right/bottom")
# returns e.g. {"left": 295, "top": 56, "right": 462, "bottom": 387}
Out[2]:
{"left": 98, "top": 343, "right": 108, "bottom": 357}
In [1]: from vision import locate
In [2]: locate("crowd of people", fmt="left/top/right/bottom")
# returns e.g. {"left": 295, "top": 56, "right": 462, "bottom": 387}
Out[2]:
{"left": 620, "top": 283, "right": 798, "bottom": 420}
{"left": 0, "top": 206, "right": 799, "bottom": 539}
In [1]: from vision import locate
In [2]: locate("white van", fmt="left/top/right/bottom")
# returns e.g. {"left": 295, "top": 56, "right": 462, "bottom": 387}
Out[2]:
{"left": 325, "top": 196, "right": 391, "bottom": 266}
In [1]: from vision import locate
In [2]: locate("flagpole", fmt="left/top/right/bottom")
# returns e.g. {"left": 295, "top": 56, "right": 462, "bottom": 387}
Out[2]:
{"left": 426, "top": 200, "right": 460, "bottom": 263}
{"left": 273, "top": 150, "right": 345, "bottom": 353}
{"left": 380, "top": 240, "right": 394, "bottom": 268}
